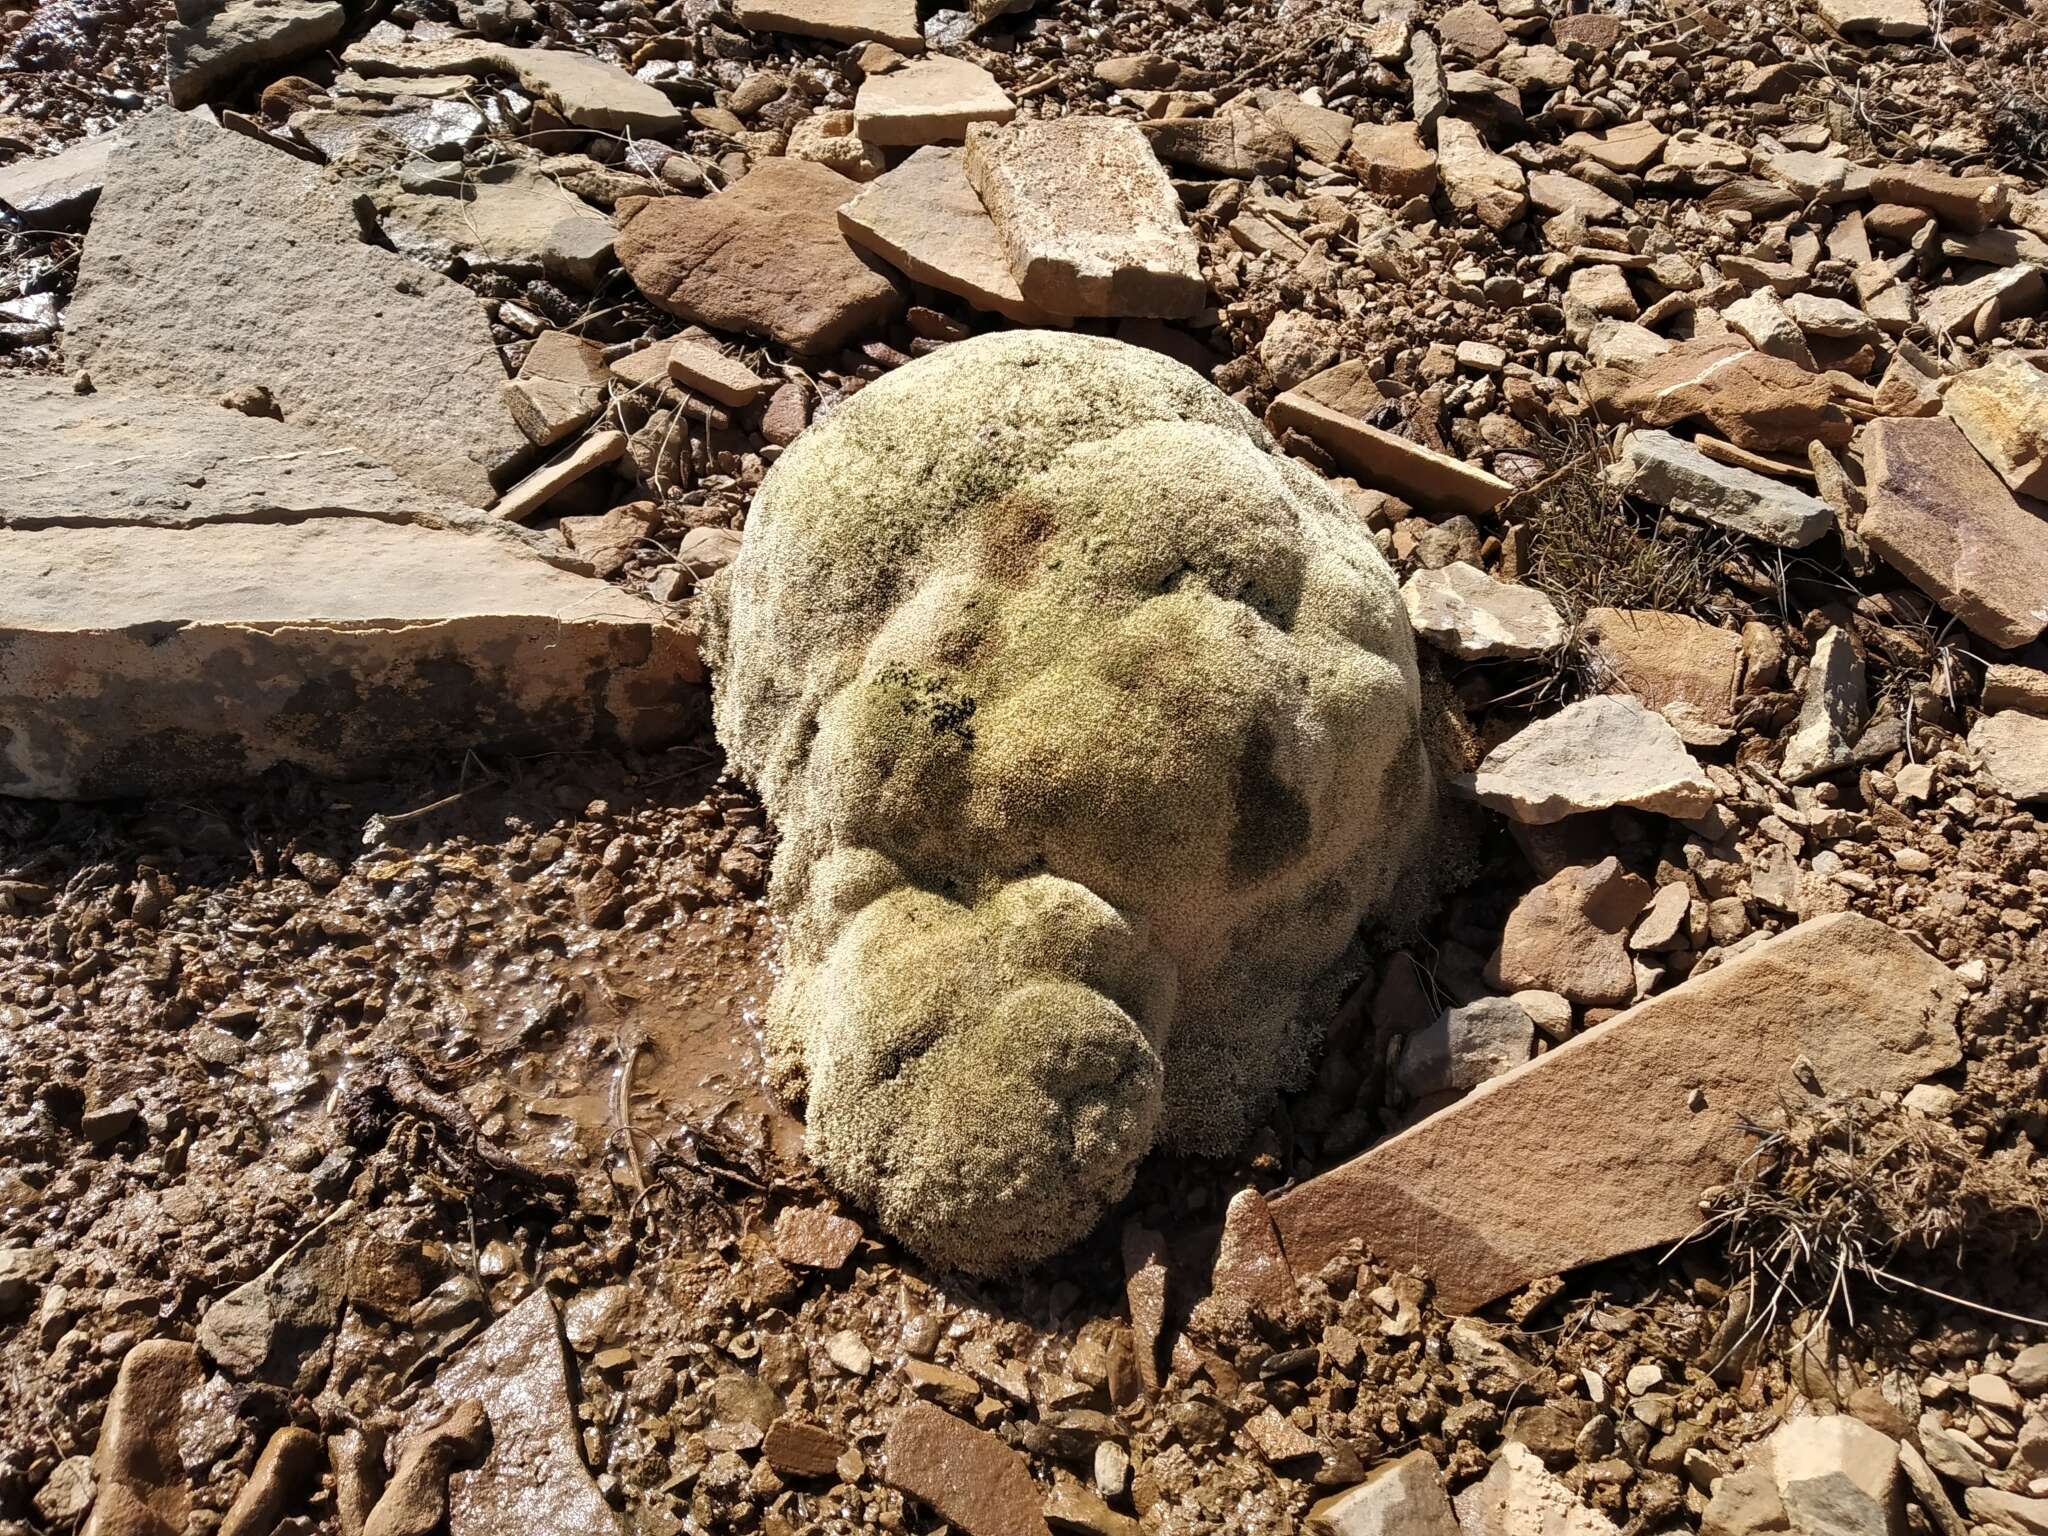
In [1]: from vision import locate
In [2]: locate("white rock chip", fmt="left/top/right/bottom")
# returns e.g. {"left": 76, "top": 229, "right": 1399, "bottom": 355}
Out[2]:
{"left": 1773, "top": 1415, "right": 1904, "bottom": 1536}
{"left": 1474, "top": 696, "right": 1716, "bottom": 825}
{"left": 1401, "top": 563, "right": 1566, "bottom": 660}
{"left": 1455, "top": 1444, "right": 1618, "bottom": 1536}
{"left": 1968, "top": 712, "right": 2048, "bottom": 803}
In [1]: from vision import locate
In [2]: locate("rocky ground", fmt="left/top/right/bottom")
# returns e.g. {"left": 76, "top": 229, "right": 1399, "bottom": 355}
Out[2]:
{"left": 4, "top": 0, "right": 2048, "bottom": 1530}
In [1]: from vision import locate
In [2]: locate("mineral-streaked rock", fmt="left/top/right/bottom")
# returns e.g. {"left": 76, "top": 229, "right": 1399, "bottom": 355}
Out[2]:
{"left": 1969, "top": 712, "right": 2048, "bottom": 803}
{"left": 1401, "top": 562, "right": 1565, "bottom": 659}
{"left": 615, "top": 160, "right": 904, "bottom": 353}
{"left": 733, "top": 0, "right": 923, "bottom": 49}
{"left": 1614, "top": 429, "right": 1833, "bottom": 548}
{"left": 854, "top": 55, "right": 1015, "bottom": 146}
{"left": 1308, "top": 1450, "right": 1462, "bottom": 1536}
{"left": 837, "top": 146, "right": 1052, "bottom": 325}
{"left": 1944, "top": 353, "right": 2048, "bottom": 498}
{"left": 1782, "top": 626, "right": 1868, "bottom": 783}
{"left": 65, "top": 109, "right": 526, "bottom": 507}
{"left": 1473, "top": 695, "right": 1716, "bottom": 825}
{"left": 343, "top": 35, "right": 686, "bottom": 133}
{"left": 1270, "top": 913, "right": 1965, "bottom": 1309}
{"left": 2, "top": 518, "right": 696, "bottom": 798}
{"left": 1862, "top": 416, "right": 2048, "bottom": 649}
{"left": 964, "top": 118, "right": 1205, "bottom": 319}
{"left": 168, "top": 0, "right": 344, "bottom": 107}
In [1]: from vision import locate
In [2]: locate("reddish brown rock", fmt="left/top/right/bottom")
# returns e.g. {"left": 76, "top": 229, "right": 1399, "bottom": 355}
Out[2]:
{"left": 1269, "top": 378, "right": 1512, "bottom": 516}
{"left": 772, "top": 1205, "right": 863, "bottom": 1270}
{"left": 1862, "top": 417, "right": 2048, "bottom": 650}
{"left": 1269, "top": 913, "right": 1965, "bottom": 1310}
{"left": 1868, "top": 164, "right": 2009, "bottom": 233}
{"left": 1211, "top": 1188, "right": 1295, "bottom": 1314}
{"left": 1599, "top": 339, "right": 1851, "bottom": 454}
{"left": 763, "top": 1417, "right": 848, "bottom": 1479}
{"left": 87, "top": 1341, "right": 203, "bottom": 1536}
{"left": 614, "top": 160, "right": 903, "bottom": 354}
{"left": 1346, "top": 121, "right": 1438, "bottom": 200}
{"left": 1121, "top": 1224, "right": 1167, "bottom": 1394}
{"left": 220, "top": 1428, "right": 323, "bottom": 1536}
{"left": 884, "top": 1402, "right": 1052, "bottom": 1536}
{"left": 1494, "top": 858, "right": 1651, "bottom": 1008}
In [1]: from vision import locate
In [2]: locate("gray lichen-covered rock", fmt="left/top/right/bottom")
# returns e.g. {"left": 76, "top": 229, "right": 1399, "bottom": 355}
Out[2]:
{"left": 700, "top": 331, "right": 1433, "bottom": 1273}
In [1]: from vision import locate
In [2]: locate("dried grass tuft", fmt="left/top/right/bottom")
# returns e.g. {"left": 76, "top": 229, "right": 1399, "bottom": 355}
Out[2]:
{"left": 1686, "top": 1094, "right": 2047, "bottom": 1342}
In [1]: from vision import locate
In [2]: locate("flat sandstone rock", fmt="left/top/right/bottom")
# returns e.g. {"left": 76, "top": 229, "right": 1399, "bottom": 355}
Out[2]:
{"left": 1, "top": 517, "right": 696, "bottom": 798}
{"left": 1862, "top": 416, "right": 2048, "bottom": 649}
{"left": 1269, "top": 912, "right": 1964, "bottom": 1310}
{"left": 63, "top": 109, "right": 526, "bottom": 507}
{"left": 731, "top": 0, "right": 924, "bottom": 51}
{"left": 963, "top": 118, "right": 1205, "bottom": 319}
{"left": 342, "top": 36, "right": 685, "bottom": 133}
{"left": 854, "top": 55, "right": 1015, "bottom": 146}
{"left": 836, "top": 146, "right": 1050, "bottom": 325}
{"left": 1473, "top": 694, "right": 1715, "bottom": 824}
{"left": 615, "top": 159, "right": 903, "bottom": 353}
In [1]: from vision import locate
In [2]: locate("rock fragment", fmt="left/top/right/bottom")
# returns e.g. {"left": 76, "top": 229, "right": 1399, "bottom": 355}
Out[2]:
{"left": 1211, "top": 1188, "right": 1295, "bottom": 1315}
{"left": 837, "top": 146, "right": 1051, "bottom": 324}
{"left": 168, "top": 0, "right": 345, "bottom": 108}
{"left": 1398, "top": 997, "right": 1537, "bottom": 1098}
{"left": 1270, "top": 371, "right": 1512, "bottom": 515}
{"left": 1773, "top": 1416, "right": 1905, "bottom": 1536}
{"left": 1862, "top": 417, "right": 2048, "bottom": 649}
{"left": 343, "top": 36, "right": 685, "bottom": 133}
{"left": 1495, "top": 858, "right": 1651, "bottom": 1008}
{"left": 363, "top": 1401, "right": 490, "bottom": 1536}
{"left": 362, "top": 161, "right": 612, "bottom": 278}
{"left": 1944, "top": 353, "right": 2048, "bottom": 498}
{"left": 963, "top": 118, "right": 1205, "bottom": 319}
{"left": 788, "top": 110, "right": 888, "bottom": 179}
{"left": 731, "top": 0, "right": 924, "bottom": 51}
{"left": 1435, "top": 117, "right": 1528, "bottom": 231}
{"left": 1347, "top": 121, "right": 1438, "bottom": 200}
{"left": 763, "top": 1418, "right": 848, "bottom": 1478}
{"left": 1270, "top": 913, "right": 1966, "bottom": 1309}
{"left": 1614, "top": 430, "right": 1833, "bottom": 549}
{"left": 1781, "top": 627, "right": 1868, "bottom": 783}
{"left": 493, "top": 430, "right": 628, "bottom": 524}
{"left": 1868, "top": 164, "right": 2009, "bottom": 232}
{"left": 503, "top": 331, "right": 609, "bottom": 449}
{"left": 1968, "top": 712, "right": 2048, "bottom": 803}
{"left": 1581, "top": 608, "right": 1744, "bottom": 745}
{"left": 1140, "top": 108, "right": 1295, "bottom": 178}
{"left": 1817, "top": 0, "right": 1928, "bottom": 35}
{"left": 220, "top": 1427, "right": 323, "bottom": 1536}
{"left": 0, "top": 131, "right": 114, "bottom": 227}
{"left": 854, "top": 54, "right": 1015, "bottom": 146}
{"left": 1307, "top": 1450, "right": 1461, "bottom": 1536}
{"left": 89, "top": 1341, "right": 203, "bottom": 1536}
{"left": 1598, "top": 339, "right": 1850, "bottom": 455}
{"left": 616, "top": 160, "right": 904, "bottom": 353}
{"left": 884, "top": 1401, "right": 1052, "bottom": 1536}
{"left": 1456, "top": 1443, "right": 1619, "bottom": 1536}
{"left": 421, "top": 1290, "right": 625, "bottom": 1536}
{"left": 772, "top": 1206, "right": 863, "bottom": 1269}
{"left": 667, "top": 340, "right": 774, "bottom": 408}
{"left": 1401, "top": 563, "right": 1565, "bottom": 659}
{"left": 1473, "top": 696, "right": 1716, "bottom": 825}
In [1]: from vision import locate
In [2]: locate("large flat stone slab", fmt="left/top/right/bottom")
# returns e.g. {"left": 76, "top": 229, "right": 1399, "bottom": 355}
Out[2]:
{"left": 0, "top": 131, "right": 115, "bottom": 227}
{"left": 64, "top": 109, "right": 527, "bottom": 508}
{"left": 1614, "top": 428, "right": 1833, "bottom": 548}
{"left": 343, "top": 36, "right": 685, "bottom": 134}
{"left": 615, "top": 158, "right": 903, "bottom": 353}
{"left": 2, "top": 516, "right": 698, "bottom": 798}
{"left": 167, "top": 0, "right": 345, "bottom": 108}
{"left": 963, "top": 118, "right": 1205, "bottom": 320}
{"left": 1268, "top": 913, "right": 1963, "bottom": 1310}
{"left": 836, "top": 146, "right": 1051, "bottom": 325}
{"left": 1862, "top": 416, "right": 2048, "bottom": 650}
{"left": 731, "top": 0, "right": 924, "bottom": 52}
{"left": 0, "top": 377, "right": 541, "bottom": 543}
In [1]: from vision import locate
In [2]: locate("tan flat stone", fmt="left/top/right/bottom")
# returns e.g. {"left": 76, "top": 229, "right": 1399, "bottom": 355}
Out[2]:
{"left": 963, "top": 118, "right": 1204, "bottom": 320}
{"left": 1944, "top": 352, "right": 2048, "bottom": 498}
{"left": 494, "top": 429, "right": 628, "bottom": 523}
{"left": 1269, "top": 913, "right": 1965, "bottom": 1310}
{"left": 884, "top": 1402, "right": 1051, "bottom": 1536}
{"left": 667, "top": 339, "right": 774, "bottom": 408}
{"left": 2, "top": 516, "right": 696, "bottom": 798}
{"left": 854, "top": 55, "right": 1014, "bottom": 146}
{"left": 836, "top": 146, "right": 1052, "bottom": 325}
{"left": 1268, "top": 387, "right": 1512, "bottom": 515}
{"left": 731, "top": 0, "right": 923, "bottom": 51}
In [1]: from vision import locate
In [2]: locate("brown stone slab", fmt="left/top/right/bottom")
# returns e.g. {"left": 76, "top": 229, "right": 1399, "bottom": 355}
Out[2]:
{"left": 1268, "top": 913, "right": 1963, "bottom": 1311}
{"left": 1267, "top": 388, "right": 1512, "bottom": 515}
